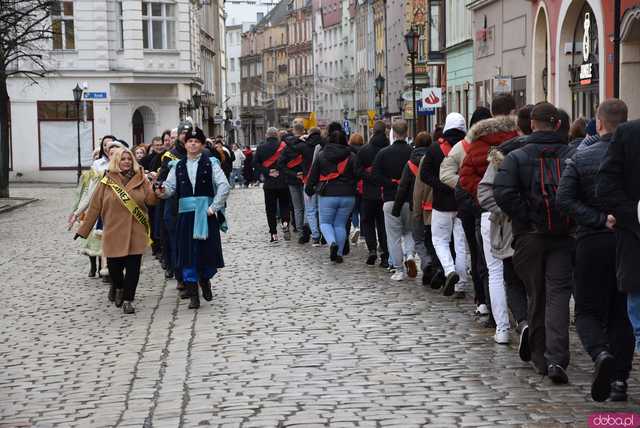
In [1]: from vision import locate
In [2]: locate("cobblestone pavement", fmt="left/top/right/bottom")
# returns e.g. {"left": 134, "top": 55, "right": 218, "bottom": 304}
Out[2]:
{"left": 1, "top": 184, "right": 638, "bottom": 428}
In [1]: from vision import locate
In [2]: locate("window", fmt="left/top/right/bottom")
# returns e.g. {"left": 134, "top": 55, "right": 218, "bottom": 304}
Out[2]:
{"left": 142, "top": 2, "right": 176, "bottom": 49}
{"left": 429, "top": 0, "right": 444, "bottom": 54}
{"left": 38, "top": 101, "right": 95, "bottom": 170}
{"left": 117, "top": 2, "right": 124, "bottom": 49}
{"left": 229, "top": 58, "right": 235, "bottom": 72}
{"left": 51, "top": 1, "right": 75, "bottom": 50}
{"left": 243, "top": 92, "right": 248, "bottom": 106}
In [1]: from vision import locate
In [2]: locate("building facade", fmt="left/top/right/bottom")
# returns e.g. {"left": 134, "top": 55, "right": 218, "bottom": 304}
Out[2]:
{"left": 240, "top": 28, "right": 265, "bottom": 146}
{"left": 444, "top": 0, "right": 473, "bottom": 123}
{"left": 8, "top": 0, "right": 206, "bottom": 182}
{"left": 287, "top": 0, "right": 314, "bottom": 118}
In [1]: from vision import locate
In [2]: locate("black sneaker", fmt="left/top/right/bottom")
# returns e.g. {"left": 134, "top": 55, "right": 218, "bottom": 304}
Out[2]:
{"left": 122, "top": 301, "right": 135, "bottom": 314}
{"left": 320, "top": 236, "right": 327, "bottom": 245}
{"left": 518, "top": 324, "right": 531, "bottom": 362}
{"left": 335, "top": 255, "right": 344, "bottom": 264}
{"left": 379, "top": 256, "right": 389, "bottom": 269}
{"left": 442, "top": 272, "right": 459, "bottom": 297}
{"left": 189, "top": 294, "right": 200, "bottom": 309}
{"left": 329, "top": 243, "right": 339, "bottom": 261}
{"left": 270, "top": 234, "right": 279, "bottom": 244}
{"left": 548, "top": 364, "right": 569, "bottom": 384}
{"left": 200, "top": 279, "right": 213, "bottom": 302}
{"left": 343, "top": 240, "right": 350, "bottom": 256}
{"left": 610, "top": 380, "right": 628, "bottom": 402}
{"left": 312, "top": 238, "right": 321, "bottom": 247}
{"left": 591, "top": 351, "right": 614, "bottom": 402}
{"left": 298, "top": 224, "right": 311, "bottom": 244}
{"left": 366, "top": 252, "right": 377, "bottom": 266}
{"left": 429, "top": 269, "right": 445, "bottom": 289}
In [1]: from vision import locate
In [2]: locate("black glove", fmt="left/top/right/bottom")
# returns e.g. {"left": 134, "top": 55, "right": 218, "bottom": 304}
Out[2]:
{"left": 216, "top": 211, "right": 226, "bottom": 224}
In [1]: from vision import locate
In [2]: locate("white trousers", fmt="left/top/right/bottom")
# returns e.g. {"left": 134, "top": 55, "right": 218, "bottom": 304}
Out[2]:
{"left": 481, "top": 212, "right": 510, "bottom": 332}
{"left": 382, "top": 202, "right": 415, "bottom": 273}
{"left": 431, "top": 209, "right": 468, "bottom": 291}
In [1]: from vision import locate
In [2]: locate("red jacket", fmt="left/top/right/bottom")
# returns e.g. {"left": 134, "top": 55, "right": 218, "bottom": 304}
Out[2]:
{"left": 459, "top": 116, "right": 518, "bottom": 199}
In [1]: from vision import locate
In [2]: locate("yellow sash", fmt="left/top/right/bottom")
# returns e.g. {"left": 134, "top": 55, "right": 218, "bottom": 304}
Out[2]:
{"left": 161, "top": 151, "right": 179, "bottom": 162}
{"left": 100, "top": 176, "right": 152, "bottom": 245}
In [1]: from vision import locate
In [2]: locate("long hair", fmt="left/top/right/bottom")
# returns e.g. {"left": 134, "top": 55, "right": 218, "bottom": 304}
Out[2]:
{"left": 98, "top": 135, "right": 117, "bottom": 159}
{"left": 108, "top": 147, "right": 143, "bottom": 174}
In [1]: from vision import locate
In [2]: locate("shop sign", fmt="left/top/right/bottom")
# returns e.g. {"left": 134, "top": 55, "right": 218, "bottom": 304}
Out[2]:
{"left": 580, "top": 12, "right": 593, "bottom": 85}
{"left": 493, "top": 76, "right": 512, "bottom": 93}
{"left": 421, "top": 88, "right": 442, "bottom": 108}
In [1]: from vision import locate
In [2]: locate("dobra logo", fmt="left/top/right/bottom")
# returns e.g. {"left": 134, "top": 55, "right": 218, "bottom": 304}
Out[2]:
{"left": 424, "top": 91, "right": 440, "bottom": 106}
{"left": 589, "top": 413, "right": 639, "bottom": 428}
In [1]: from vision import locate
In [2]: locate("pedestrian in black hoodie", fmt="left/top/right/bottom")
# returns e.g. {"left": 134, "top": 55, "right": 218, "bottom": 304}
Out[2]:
{"left": 421, "top": 112, "right": 469, "bottom": 297}
{"left": 253, "top": 127, "right": 292, "bottom": 243}
{"left": 305, "top": 130, "right": 356, "bottom": 263}
{"left": 354, "top": 121, "right": 390, "bottom": 267}
{"left": 392, "top": 131, "right": 438, "bottom": 284}
{"left": 373, "top": 119, "right": 416, "bottom": 281}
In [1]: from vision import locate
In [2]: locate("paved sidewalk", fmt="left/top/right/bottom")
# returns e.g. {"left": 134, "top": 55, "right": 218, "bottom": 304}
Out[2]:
{"left": 0, "top": 186, "right": 638, "bottom": 428}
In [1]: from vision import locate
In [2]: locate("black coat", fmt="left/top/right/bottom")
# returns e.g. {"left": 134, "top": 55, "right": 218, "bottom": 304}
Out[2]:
{"left": 493, "top": 131, "right": 575, "bottom": 237}
{"left": 277, "top": 135, "right": 305, "bottom": 186}
{"left": 392, "top": 146, "right": 428, "bottom": 215}
{"left": 305, "top": 143, "right": 356, "bottom": 197}
{"left": 420, "top": 128, "right": 466, "bottom": 212}
{"left": 253, "top": 137, "right": 287, "bottom": 189}
{"left": 354, "top": 132, "right": 389, "bottom": 200}
{"left": 597, "top": 120, "right": 640, "bottom": 293}
{"left": 557, "top": 134, "right": 610, "bottom": 239}
{"left": 371, "top": 139, "right": 413, "bottom": 203}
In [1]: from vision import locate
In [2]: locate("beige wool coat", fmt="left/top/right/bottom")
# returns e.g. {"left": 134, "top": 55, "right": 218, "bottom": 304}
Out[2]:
{"left": 413, "top": 156, "right": 434, "bottom": 225}
{"left": 78, "top": 170, "right": 158, "bottom": 258}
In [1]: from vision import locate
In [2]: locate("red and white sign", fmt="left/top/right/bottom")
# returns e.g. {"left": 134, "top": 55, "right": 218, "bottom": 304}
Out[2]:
{"left": 421, "top": 88, "right": 442, "bottom": 108}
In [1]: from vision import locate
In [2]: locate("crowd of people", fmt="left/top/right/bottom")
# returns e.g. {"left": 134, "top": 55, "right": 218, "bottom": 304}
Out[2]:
{"left": 66, "top": 94, "right": 640, "bottom": 404}
{"left": 252, "top": 95, "right": 639, "bottom": 403}
{"left": 69, "top": 121, "right": 231, "bottom": 313}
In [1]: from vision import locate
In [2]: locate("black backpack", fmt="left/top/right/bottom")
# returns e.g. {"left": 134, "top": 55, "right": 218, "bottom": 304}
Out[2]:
{"left": 522, "top": 144, "right": 575, "bottom": 235}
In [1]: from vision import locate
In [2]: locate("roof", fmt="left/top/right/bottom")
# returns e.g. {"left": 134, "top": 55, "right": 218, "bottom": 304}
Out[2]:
{"left": 256, "top": 0, "right": 289, "bottom": 27}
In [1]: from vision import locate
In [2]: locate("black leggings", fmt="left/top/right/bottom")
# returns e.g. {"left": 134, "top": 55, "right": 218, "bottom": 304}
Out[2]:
{"left": 264, "top": 188, "right": 291, "bottom": 234}
{"left": 107, "top": 255, "right": 142, "bottom": 302}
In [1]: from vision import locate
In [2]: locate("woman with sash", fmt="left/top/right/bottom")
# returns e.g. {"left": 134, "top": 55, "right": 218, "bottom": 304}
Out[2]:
{"left": 305, "top": 130, "right": 357, "bottom": 263}
{"left": 76, "top": 147, "right": 158, "bottom": 314}
{"left": 156, "top": 127, "right": 230, "bottom": 310}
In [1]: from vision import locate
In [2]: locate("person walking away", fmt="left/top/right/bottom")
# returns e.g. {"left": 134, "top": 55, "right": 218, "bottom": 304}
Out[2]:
{"left": 391, "top": 131, "right": 436, "bottom": 284}
{"left": 76, "top": 147, "right": 158, "bottom": 314}
{"left": 372, "top": 119, "right": 416, "bottom": 281}
{"left": 254, "top": 127, "right": 292, "bottom": 242}
{"left": 305, "top": 131, "right": 356, "bottom": 263}
{"left": 494, "top": 102, "right": 575, "bottom": 384}
{"left": 230, "top": 143, "right": 245, "bottom": 189}
{"left": 459, "top": 94, "right": 519, "bottom": 344}
{"left": 558, "top": 99, "right": 634, "bottom": 402}
{"left": 348, "top": 133, "right": 365, "bottom": 244}
{"left": 440, "top": 107, "right": 491, "bottom": 309}
{"left": 598, "top": 116, "right": 640, "bottom": 367}
{"left": 242, "top": 145, "right": 255, "bottom": 187}
{"left": 298, "top": 128, "right": 324, "bottom": 245}
{"left": 278, "top": 120, "right": 309, "bottom": 240}
{"left": 421, "top": 113, "right": 469, "bottom": 296}
{"left": 157, "top": 127, "right": 230, "bottom": 309}
{"left": 477, "top": 104, "right": 533, "bottom": 347}
{"left": 354, "top": 121, "right": 389, "bottom": 267}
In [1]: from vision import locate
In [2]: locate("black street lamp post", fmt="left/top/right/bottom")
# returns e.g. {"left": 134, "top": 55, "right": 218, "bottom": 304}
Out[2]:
{"left": 72, "top": 84, "right": 83, "bottom": 184}
{"left": 405, "top": 27, "right": 420, "bottom": 136}
{"left": 375, "top": 74, "right": 385, "bottom": 118}
{"left": 397, "top": 95, "right": 404, "bottom": 116}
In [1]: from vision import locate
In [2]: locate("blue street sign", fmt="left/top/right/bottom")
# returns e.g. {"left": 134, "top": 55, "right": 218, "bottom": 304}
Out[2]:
{"left": 83, "top": 92, "right": 107, "bottom": 99}
{"left": 417, "top": 100, "right": 435, "bottom": 116}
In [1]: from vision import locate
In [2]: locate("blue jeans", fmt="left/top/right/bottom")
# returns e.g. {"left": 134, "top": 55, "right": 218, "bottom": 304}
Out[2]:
{"left": 304, "top": 193, "right": 320, "bottom": 239}
{"left": 351, "top": 196, "right": 360, "bottom": 229}
{"left": 318, "top": 196, "right": 355, "bottom": 256}
{"left": 230, "top": 168, "right": 243, "bottom": 189}
{"left": 628, "top": 291, "right": 640, "bottom": 351}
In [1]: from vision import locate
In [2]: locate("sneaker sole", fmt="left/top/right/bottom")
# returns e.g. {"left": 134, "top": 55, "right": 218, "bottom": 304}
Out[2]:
{"left": 442, "top": 273, "right": 458, "bottom": 297}
{"left": 519, "top": 326, "right": 531, "bottom": 362}
{"left": 405, "top": 259, "right": 418, "bottom": 278}
{"left": 591, "top": 355, "right": 614, "bottom": 402}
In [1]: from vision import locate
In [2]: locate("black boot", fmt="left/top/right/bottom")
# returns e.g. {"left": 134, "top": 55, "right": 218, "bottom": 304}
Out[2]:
{"left": 108, "top": 283, "right": 116, "bottom": 302}
{"left": 366, "top": 251, "right": 377, "bottom": 266}
{"left": 342, "top": 239, "right": 350, "bottom": 256}
{"left": 188, "top": 283, "right": 200, "bottom": 309}
{"left": 200, "top": 279, "right": 213, "bottom": 302}
{"left": 610, "top": 380, "right": 628, "bottom": 401}
{"left": 88, "top": 257, "right": 97, "bottom": 278}
{"left": 298, "top": 224, "right": 311, "bottom": 244}
{"left": 114, "top": 289, "right": 124, "bottom": 307}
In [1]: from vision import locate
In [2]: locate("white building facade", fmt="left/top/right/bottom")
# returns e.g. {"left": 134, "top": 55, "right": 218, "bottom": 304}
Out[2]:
{"left": 8, "top": 0, "right": 210, "bottom": 182}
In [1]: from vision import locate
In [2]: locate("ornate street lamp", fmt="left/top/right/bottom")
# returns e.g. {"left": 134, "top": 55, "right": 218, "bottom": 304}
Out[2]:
{"left": 397, "top": 95, "right": 404, "bottom": 115}
{"left": 72, "top": 83, "right": 83, "bottom": 184}
{"left": 375, "top": 74, "right": 385, "bottom": 118}
{"left": 405, "top": 26, "right": 420, "bottom": 136}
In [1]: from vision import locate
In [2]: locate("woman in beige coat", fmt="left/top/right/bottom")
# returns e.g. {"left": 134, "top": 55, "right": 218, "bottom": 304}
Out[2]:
{"left": 77, "top": 148, "right": 158, "bottom": 314}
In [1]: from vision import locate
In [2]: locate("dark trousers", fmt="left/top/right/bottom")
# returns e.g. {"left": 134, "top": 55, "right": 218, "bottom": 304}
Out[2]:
{"left": 504, "top": 257, "right": 528, "bottom": 325}
{"left": 460, "top": 213, "right": 488, "bottom": 305}
{"left": 360, "top": 198, "right": 388, "bottom": 257}
{"left": 107, "top": 255, "right": 142, "bottom": 302}
{"left": 513, "top": 233, "right": 574, "bottom": 371}
{"left": 424, "top": 224, "right": 441, "bottom": 270}
{"left": 574, "top": 233, "right": 635, "bottom": 381}
{"left": 264, "top": 187, "right": 291, "bottom": 234}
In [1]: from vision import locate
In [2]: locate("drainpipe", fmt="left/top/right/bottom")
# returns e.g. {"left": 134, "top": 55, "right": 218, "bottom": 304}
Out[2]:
{"left": 614, "top": 0, "right": 621, "bottom": 98}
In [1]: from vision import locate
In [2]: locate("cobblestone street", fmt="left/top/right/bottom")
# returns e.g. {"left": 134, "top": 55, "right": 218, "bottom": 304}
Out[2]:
{"left": 0, "top": 185, "right": 638, "bottom": 428}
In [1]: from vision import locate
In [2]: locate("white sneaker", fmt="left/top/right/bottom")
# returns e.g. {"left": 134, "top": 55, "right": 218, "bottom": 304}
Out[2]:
{"left": 475, "top": 304, "right": 490, "bottom": 316}
{"left": 494, "top": 329, "right": 510, "bottom": 345}
{"left": 350, "top": 227, "right": 360, "bottom": 244}
{"left": 390, "top": 271, "right": 406, "bottom": 281}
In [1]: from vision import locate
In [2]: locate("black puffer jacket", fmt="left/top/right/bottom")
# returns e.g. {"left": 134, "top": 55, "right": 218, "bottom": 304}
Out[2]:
{"left": 354, "top": 132, "right": 389, "bottom": 200}
{"left": 494, "top": 131, "right": 575, "bottom": 236}
{"left": 392, "top": 146, "right": 429, "bottom": 215}
{"left": 305, "top": 143, "right": 356, "bottom": 197}
{"left": 557, "top": 134, "right": 612, "bottom": 239}
{"left": 253, "top": 137, "right": 287, "bottom": 190}
{"left": 372, "top": 140, "right": 413, "bottom": 202}
{"left": 278, "top": 134, "right": 306, "bottom": 186}
{"left": 420, "top": 128, "right": 466, "bottom": 211}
